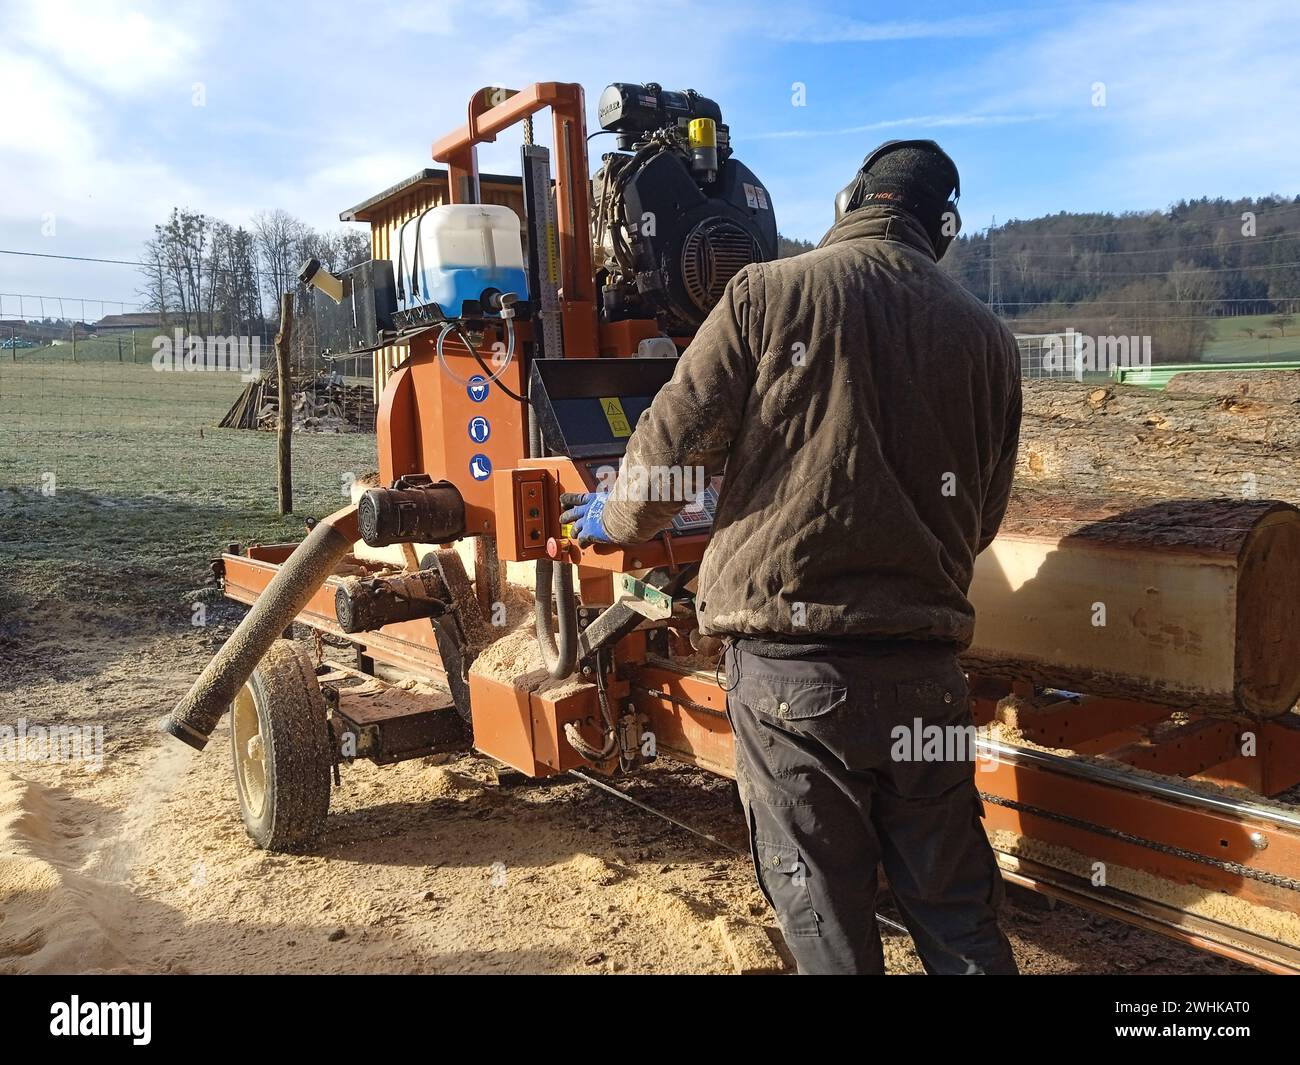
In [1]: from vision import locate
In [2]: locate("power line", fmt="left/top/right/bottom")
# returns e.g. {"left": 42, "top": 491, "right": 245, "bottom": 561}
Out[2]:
{"left": 995, "top": 295, "right": 1300, "bottom": 306}
{"left": 1010, "top": 259, "right": 1300, "bottom": 279}
{"left": 0, "top": 248, "right": 147, "bottom": 267}
{"left": 1003, "top": 232, "right": 1299, "bottom": 258}
{"left": 0, "top": 246, "right": 283, "bottom": 280}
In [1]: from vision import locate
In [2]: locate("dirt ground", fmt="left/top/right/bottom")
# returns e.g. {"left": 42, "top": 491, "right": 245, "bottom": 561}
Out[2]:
{"left": 0, "top": 550, "right": 1250, "bottom": 975}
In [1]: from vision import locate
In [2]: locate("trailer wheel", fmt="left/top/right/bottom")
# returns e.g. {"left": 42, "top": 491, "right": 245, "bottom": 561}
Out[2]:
{"left": 230, "top": 639, "right": 331, "bottom": 852}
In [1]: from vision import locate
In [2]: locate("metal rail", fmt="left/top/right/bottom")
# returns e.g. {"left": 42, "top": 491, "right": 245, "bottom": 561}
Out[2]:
{"left": 994, "top": 850, "right": 1300, "bottom": 975}
{"left": 977, "top": 736, "right": 1300, "bottom": 831}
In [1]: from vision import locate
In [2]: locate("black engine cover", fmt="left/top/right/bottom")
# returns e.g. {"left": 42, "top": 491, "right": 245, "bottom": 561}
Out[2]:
{"left": 619, "top": 153, "right": 777, "bottom": 330}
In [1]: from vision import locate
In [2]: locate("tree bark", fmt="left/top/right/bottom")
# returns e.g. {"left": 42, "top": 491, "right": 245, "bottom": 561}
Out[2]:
{"left": 1016, "top": 378, "right": 1300, "bottom": 504}
{"left": 1164, "top": 370, "right": 1300, "bottom": 403}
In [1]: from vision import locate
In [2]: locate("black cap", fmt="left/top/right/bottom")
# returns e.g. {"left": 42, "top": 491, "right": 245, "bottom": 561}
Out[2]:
{"left": 835, "top": 139, "right": 962, "bottom": 257}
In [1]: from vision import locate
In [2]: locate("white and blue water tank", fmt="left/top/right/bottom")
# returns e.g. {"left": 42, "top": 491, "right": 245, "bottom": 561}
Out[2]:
{"left": 396, "top": 204, "right": 528, "bottom": 317}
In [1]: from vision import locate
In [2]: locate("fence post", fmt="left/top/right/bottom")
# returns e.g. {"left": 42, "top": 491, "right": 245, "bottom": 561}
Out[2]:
{"left": 132, "top": 330, "right": 137, "bottom": 362}
{"left": 276, "top": 292, "right": 294, "bottom": 516}
{"left": 71, "top": 322, "right": 76, "bottom": 362}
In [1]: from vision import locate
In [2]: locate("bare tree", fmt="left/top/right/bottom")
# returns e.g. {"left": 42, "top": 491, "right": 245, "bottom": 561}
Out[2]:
{"left": 337, "top": 229, "right": 370, "bottom": 270}
{"left": 138, "top": 235, "right": 172, "bottom": 328}
{"left": 156, "top": 208, "right": 210, "bottom": 334}
{"left": 253, "top": 209, "right": 307, "bottom": 319}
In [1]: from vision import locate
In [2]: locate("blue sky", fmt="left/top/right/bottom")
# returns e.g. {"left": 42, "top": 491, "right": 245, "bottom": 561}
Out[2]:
{"left": 1, "top": 0, "right": 1298, "bottom": 319}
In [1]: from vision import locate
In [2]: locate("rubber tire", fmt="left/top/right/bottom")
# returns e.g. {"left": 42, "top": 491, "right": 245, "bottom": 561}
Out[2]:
{"left": 230, "top": 639, "right": 331, "bottom": 852}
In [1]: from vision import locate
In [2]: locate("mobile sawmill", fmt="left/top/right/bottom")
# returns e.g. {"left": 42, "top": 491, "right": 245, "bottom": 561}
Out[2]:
{"left": 163, "top": 81, "right": 1300, "bottom": 973}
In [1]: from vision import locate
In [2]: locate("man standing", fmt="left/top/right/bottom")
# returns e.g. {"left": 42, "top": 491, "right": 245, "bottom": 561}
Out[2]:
{"left": 561, "top": 141, "right": 1022, "bottom": 974}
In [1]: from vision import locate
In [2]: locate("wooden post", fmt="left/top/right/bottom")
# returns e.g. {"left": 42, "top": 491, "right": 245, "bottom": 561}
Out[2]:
{"left": 132, "top": 329, "right": 137, "bottom": 362}
{"left": 275, "top": 292, "right": 294, "bottom": 515}
{"left": 71, "top": 322, "right": 76, "bottom": 362}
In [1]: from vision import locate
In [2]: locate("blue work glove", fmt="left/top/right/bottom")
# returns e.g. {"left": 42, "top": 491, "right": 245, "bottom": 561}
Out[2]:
{"left": 559, "top": 490, "right": 614, "bottom": 546}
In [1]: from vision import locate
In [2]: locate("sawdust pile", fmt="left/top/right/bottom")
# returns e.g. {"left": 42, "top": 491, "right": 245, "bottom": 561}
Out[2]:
{"left": 89, "top": 742, "right": 194, "bottom": 883}
{"left": 421, "top": 765, "right": 478, "bottom": 799}
{"left": 469, "top": 583, "right": 594, "bottom": 701}
{"left": 989, "top": 828, "right": 1300, "bottom": 956}
{"left": 0, "top": 734, "right": 204, "bottom": 974}
{"left": 567, "top": 853, "right": 629, "bottom": 886}
{"left": 1, "top": 559, "right": 1267, "bottom": 977}
{"left": 0, "top": 771, "right": 136, "bottom": 973}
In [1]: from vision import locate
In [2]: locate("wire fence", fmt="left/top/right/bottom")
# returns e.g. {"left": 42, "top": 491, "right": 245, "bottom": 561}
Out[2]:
{"left": 0, "top": 330, "right": 379, "bottom": 515}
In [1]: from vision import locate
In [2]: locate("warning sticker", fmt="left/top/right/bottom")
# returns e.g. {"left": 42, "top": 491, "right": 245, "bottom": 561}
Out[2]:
{"left": 743, "top": 182, "right": 759, "bottom": 209}
{"left": 599, "top": 396, "right": 632, "bottom": 438}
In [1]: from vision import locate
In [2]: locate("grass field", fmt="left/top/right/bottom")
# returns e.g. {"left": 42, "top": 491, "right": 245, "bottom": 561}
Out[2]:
{"left": 2, "top": 333, "right": 181, "bottom": 364}
{"left": 0, "top": 355, "right": 377, "bottom": 621}
{"left": 1202, "top": 313, "right": 1300, "bottom": 362}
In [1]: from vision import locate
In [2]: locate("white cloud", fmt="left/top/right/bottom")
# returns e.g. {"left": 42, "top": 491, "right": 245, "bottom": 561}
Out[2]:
{"left": 4, "top": 0, "right": 1297, "bottom": 305}
{"left": 968, "top": 0, "right": 1300, "bottom": 201}
{"left": 766, "top": 10, "right": 1031, "bottom": 44}
{"left": 0, "top": 45, "right": 197, "bottom": 227}
{"left": 12, "top": 0, "right": 201, "bottom": 96}
{"left": 750, "top": 111, "right": 1049, "bottom": 139}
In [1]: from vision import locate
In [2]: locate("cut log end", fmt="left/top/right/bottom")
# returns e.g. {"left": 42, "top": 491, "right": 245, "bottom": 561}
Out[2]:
{"left": 1235, "top": 511, "right": 1300, "bottom": 715}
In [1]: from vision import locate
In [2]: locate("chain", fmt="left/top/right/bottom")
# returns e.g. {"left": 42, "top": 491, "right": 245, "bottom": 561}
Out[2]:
{"left": 980, "top": 792, "right": 1300, "bottom": 892}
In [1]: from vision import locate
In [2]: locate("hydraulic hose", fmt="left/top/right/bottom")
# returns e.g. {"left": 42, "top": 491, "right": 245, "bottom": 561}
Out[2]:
{"left": 528, "top": 364, "right": 578, "bottom": 679}
{"left": 562, "top": 660, "right": 618, "bottom": 763}
{"left": 534, "top": 557, "right": 577, "bottom": 679}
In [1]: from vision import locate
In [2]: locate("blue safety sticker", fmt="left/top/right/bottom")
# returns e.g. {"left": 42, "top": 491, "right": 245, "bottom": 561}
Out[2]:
{"left": 469, "top": 453, "right": 493, "bottom": 481}
{"left": 468, "top": 415, "right": 491, "bottom": 444}
{"left": 467, "top": 375, "right": 489, "bottom": 402}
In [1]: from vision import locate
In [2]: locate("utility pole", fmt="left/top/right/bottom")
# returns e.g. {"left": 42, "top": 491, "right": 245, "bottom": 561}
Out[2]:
{"left": 986, "top": 215, "right": 1004, "bottom": 318}
{"left": 275, "top": 292, "right": 294, "bottom": 515}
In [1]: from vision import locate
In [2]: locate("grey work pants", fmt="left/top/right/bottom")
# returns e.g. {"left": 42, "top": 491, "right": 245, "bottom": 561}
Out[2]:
{"left": 725, "top": 643, "right": 1017, "bottom": 975}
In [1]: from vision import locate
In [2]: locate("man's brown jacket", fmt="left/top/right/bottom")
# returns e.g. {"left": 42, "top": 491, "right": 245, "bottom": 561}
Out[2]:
{"left": 601, "top": 204, "right": 1022, "bottom": 648}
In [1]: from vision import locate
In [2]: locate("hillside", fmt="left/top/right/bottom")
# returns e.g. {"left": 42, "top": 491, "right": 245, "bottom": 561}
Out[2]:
{"left": 943, "top": 195, "right": 1300, "bottom": 363}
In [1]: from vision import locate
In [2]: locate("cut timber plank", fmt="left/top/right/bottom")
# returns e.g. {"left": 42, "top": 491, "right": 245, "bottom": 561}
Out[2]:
{"left": 966, "top": 495, "right": 1300, "bottom": 716}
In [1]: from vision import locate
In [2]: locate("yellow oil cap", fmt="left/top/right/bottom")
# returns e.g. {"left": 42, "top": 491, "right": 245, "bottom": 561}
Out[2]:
{"left": 687, "top": 117, "right": 717, "bottom": 149}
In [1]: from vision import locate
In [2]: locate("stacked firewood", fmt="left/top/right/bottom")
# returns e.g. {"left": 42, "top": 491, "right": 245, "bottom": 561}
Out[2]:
{"left": 219, "top": 374, "right": 375, "bottom": 433}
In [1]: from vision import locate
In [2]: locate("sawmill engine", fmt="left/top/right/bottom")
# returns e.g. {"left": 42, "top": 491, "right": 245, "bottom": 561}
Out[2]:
{"left": 592, "top": 82, "right": 778, "bottom": 332}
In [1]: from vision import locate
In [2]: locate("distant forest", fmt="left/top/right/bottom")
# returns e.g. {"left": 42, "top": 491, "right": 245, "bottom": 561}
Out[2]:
{"left": 780, "top": 195, "right": 1300, "bottom": 363}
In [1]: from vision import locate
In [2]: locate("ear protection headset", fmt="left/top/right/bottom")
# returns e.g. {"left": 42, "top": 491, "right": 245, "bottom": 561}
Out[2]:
{"left": 834, "top": 139, "right": 962, "bottom": 258}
